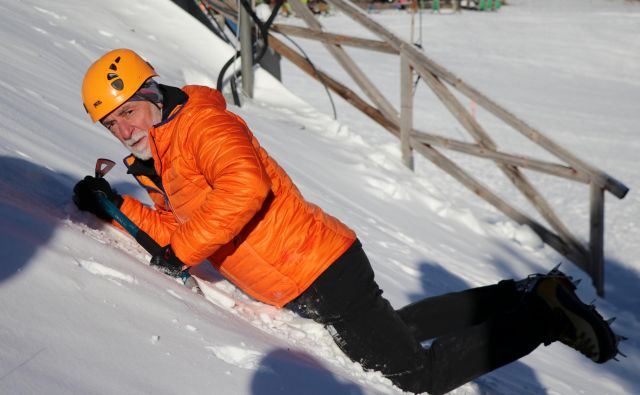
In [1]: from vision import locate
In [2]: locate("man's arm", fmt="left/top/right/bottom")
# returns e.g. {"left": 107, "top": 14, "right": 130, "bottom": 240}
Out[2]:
{"left": 73, "top": 176, "right": 179, "bottom": 247}
{"left": 169, "top": 112, "right": 271, "bottom": 265}
{"left": 119, "top": 194, "right": 178, "bottom": 247}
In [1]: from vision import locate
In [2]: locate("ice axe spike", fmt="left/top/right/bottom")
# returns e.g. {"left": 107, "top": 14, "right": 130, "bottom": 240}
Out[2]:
{"left": 95, "top": 158, "right": 116, "bottom": 178}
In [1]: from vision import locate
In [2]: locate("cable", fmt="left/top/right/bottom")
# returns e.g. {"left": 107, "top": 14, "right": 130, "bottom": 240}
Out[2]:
{"left": 412, "top": 0, "right": 425, "bottom": 92}
{"left": 230, "top": 74, "right": 241, "bottom": 106}
{"left": 238, "top": 0, "right": 337, "bottom": 119}
{"left": 194, "top": 0, "right": 232, "bottom": 43}
{"left": 240, "top": 0, "right": 284, "bottom": 66}
{"left": 197, "top": 0, "right": 234, "bottom": 44}
{"left": 211, "top": 0, "right": 337, "bottom": 119}
{"left": 276, "top": 31, "right": 337, "bottom": 120}
{"left": 196, "top": 0, "right": 242, "bottom": 103}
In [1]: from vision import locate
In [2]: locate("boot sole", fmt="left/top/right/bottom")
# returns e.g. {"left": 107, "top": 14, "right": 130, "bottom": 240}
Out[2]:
{"left": 539, "top": 280, "right": 617, "bottom": 363}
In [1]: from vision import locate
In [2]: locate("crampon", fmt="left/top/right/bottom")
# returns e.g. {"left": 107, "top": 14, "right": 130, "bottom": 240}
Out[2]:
{"left": 518, "top": 265, "right": 626, "bottom": 363}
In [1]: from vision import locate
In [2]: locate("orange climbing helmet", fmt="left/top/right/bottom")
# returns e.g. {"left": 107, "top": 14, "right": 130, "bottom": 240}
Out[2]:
{"left": 82, "top": 48, "right": 157, "bottom": 122}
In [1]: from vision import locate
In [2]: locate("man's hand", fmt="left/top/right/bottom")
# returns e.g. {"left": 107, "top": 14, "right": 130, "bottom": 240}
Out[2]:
{"left": 73, "top": 176, "right": 123, "bottom": 221}
{"left": 150, "top": 245, "right": 185, "bottom": 277}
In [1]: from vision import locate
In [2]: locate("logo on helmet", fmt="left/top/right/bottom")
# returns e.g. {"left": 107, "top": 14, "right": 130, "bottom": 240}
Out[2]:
{"left": 107, "top": 56, "right": 124, "bottom": 91}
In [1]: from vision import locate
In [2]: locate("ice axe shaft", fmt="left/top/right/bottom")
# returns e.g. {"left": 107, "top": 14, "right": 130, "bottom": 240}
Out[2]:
{"left": 92, "top": 158, "right": 156, "bottom": 252}
{"left": 92, "top": 158, "right": 195, "bottom": 287}
{"left": 95, "top": 193, "right": 161, "bottom": 256}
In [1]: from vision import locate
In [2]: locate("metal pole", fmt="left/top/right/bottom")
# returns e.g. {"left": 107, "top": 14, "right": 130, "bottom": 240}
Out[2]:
{"left": 239, "top": 0, "right": 254, "bottom": 98}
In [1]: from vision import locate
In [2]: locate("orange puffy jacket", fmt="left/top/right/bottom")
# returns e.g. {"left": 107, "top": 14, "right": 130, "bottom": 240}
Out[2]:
{"left": 119, "top": 85, "right": 356, "bottom": 307}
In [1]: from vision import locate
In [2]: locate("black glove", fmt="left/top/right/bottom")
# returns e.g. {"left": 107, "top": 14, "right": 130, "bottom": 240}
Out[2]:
{"left": 150, "top": 245, "right": 185, "bottom": 277}
{"left": 73, "top": 176, "right": 123, "bottom": 221}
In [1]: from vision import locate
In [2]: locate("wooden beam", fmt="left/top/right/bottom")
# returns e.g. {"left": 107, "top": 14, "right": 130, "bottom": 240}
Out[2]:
{"left": 413, "top": 142, "right": 588, "bottom": 270}
{"left": 326, "top": 0, "right": 628, "bottom": 200}
{"left": 447, "top": 78, "right": 630, "bottom": 200}
{"left": 288, "top": 0, "right": 400, "bottom": 123}
{"left": 410, "top": 131, "right": 591, "bottom": 183}
{"left": 271, "top": 24, "right": 398, "bottom": 54}
{"left": 268, "top": 33, "right": 399, "bottom": 136}
{"left": 410, "top": 58, "right": 587, "bottom": 262}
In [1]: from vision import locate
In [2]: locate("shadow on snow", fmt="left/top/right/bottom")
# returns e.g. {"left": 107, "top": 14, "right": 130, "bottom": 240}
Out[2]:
{"left": 0, "top": 155, "right": 137, "bottom": 282}
{"left": 0, "top": 156, "right": 75, "bottom": 283}
{"left": 407, "top": 241, "right": 640, "bottom": 394}
{"left": 251, "top": 349, "right": 364, "bottom": 395}
{"left": 408, "top": 259, "right": 548, "bottom": 395}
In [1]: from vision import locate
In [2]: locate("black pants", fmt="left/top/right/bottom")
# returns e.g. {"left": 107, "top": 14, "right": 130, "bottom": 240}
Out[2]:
{"left": 286, "top": 240, "right": 555, "bottom": 395}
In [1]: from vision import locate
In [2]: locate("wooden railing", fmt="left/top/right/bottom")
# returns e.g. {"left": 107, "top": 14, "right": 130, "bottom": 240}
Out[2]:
{"left": 204, "top": 0, "right": 629, "bottom": 295}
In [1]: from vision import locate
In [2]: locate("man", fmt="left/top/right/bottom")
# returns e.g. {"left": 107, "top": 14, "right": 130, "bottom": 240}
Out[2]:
{"left": 74, "top": 49, "right": 619, "bottom": 394}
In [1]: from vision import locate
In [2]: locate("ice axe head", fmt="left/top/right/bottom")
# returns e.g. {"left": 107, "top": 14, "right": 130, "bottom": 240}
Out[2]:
{"left": 95, "top": 158, "right": 115, "bottom": 178}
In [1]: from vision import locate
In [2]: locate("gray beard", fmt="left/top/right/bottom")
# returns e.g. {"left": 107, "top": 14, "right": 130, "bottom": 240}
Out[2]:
{"left": 126, "top": 143, "right": 153, "bottom": 160}
{"left": 130, "top": 147, "right": 153, "bottom": 160}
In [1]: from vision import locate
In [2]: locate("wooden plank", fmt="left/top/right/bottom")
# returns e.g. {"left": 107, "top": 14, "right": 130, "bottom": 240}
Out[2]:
{"left": 413, "top": 142, "right": 589, "bottom": 270}
{"left": 406, "top": 46, "right": 628, "bottom": 199}
{"left": 410, "top": 131, "right": 591, "bottom": 183}
{"left": 446, "top": 79, "right": 630, "bottom": 200}
{"left": 288, "top": 0, "right": 400, "bottom": 123}
{"left": 326, "top": 0, "right": 628, "bottom": 200}
{"left": 271, "top": 24, "right": 398, "bottom": 54}
{"left": 400, "top": 52, "right": 414, "bottom": 170}
{"left": 411, "top": 58, "right": 496, "bottom": 149}
{"left": 268, "top": 33, "right": 400, "bottom": 136}
{"left": 590, "top": 184, "right": 605, "bottom": 296}
{"left": 411, "top": 59, "right": 587, "bottom": 260}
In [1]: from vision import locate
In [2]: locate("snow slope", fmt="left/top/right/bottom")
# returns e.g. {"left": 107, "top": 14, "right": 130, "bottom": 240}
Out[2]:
{"left": 0, "top": 0, "right": 638, "bottom": 394}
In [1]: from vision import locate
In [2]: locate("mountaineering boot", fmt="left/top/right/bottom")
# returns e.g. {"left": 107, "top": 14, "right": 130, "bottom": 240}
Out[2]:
{"left": 518, "top": 267, "right": 619, "bottom": 363}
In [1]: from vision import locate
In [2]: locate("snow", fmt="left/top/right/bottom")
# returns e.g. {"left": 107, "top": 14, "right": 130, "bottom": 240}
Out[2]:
{"left": 0, "top": 0, "right": 638, "bottom": 394}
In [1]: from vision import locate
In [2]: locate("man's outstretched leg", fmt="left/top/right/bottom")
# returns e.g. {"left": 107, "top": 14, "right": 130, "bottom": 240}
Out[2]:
{"left": 395, "top": 269, "right": 621, "bottom": 394}
{"left": 287, "top": 242, "right": 551, "bottom": 394}
{"left": 397, "top": 279, "right": 523, "bottom": 342}
{"left": 396, "top": 297, "right": 554, "bottom": 394}
{"left": 288, "top": 243, "right": 619, "bottom": 394}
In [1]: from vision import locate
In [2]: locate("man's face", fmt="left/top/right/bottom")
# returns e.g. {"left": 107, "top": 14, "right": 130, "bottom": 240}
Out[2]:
{"left": 101, "top": 100, "right": 162, "bottom": 160}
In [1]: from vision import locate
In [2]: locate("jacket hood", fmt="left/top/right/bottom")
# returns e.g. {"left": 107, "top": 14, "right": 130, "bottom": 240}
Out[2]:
{"left": 149, "top": 85, "right": 227, "bottom": 166}
{"left": 181, "top": 85, "right": 227, "bottom": 111}
{"left": 154, "top": 84, "right": 227, "bottom": 128}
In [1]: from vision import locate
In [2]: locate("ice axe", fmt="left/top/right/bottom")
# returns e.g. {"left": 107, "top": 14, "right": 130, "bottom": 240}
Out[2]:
{"left": 92, "top": 158, "right": 199, "bottom": 289}
{"left": 95, "top": 158, "right": 115, "bottom": 179}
